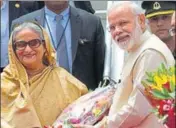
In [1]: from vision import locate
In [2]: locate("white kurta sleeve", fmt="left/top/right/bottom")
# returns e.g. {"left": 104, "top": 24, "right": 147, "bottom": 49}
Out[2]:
{"left": 107, "top": 50, "right": 167, "bottom": 128}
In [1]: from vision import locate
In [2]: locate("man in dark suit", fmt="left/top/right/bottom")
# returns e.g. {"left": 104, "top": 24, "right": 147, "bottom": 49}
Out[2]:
{"left": 11, "top": 1, "right": 105, "bottom": 90}
{"left": 0, "top": 1, "right": 41, "bottom": 72}
{"left": 36, "top": 1, "right": 95, "bottom": 14}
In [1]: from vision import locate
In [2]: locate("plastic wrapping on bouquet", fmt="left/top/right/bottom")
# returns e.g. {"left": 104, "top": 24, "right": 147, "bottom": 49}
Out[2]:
{"left": 53, "top": 83, "right": 117, "bottom": 128}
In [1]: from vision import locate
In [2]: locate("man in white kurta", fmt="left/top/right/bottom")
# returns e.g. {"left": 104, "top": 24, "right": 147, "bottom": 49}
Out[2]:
{"left": 105, "top": 2, "right": 175, "bottom": 128}
{"left": 107, "top": 31, "right": 175, "bottom": 128}
{"left": 74, "top": 1, "right": 175, "bottom": 128}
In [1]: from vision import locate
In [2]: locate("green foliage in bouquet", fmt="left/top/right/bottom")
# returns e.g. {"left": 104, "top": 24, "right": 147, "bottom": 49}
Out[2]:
{"left": 142, "top": 63, "right": 175, "bottom": 128}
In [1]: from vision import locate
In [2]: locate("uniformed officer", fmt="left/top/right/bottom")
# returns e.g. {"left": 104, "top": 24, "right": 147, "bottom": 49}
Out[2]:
{"left": 142, "top": 1, "right": 175, "bottom": 56}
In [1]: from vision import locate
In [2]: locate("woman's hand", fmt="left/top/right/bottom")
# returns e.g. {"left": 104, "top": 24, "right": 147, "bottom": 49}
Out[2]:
{"left": 72, "top": 124, "right": 95, "bottom": 128}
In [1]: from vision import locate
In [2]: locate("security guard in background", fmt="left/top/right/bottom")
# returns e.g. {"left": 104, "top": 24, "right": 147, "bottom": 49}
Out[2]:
{"left": 142, "top": 1, "right": 176, "bottom": 58}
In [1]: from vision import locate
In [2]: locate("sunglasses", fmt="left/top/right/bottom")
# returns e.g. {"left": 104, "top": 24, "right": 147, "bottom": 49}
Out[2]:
{"left": 14, "top": 39, "right": 44, "bottom": 51}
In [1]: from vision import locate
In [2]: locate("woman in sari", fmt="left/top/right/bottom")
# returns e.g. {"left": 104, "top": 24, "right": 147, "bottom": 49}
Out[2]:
{"left": 1, "top": 22, "right": 88, "bottom": 128}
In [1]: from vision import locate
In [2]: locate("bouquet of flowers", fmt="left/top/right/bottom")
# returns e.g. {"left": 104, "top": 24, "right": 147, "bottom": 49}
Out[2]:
{"left": 46, "top": 83, "right": 116, "bottom": 128}
{"left": 142, "top": 63, "right": 175, "bottom": 128}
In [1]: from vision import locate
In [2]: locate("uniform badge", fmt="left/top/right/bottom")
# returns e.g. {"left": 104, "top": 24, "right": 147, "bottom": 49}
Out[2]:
{"left": 153, "top": 2, "right": 161, "bottom": 10}
{"left": 15, "top": 3, "right": 20, "bottom": 8}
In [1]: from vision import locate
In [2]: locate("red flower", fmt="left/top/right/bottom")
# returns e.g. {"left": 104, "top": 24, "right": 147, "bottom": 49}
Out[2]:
{"left": 158, "top": 100, "right": 173, "bottom": 116}
{"left": 166, "top": 107, "right": 176, "bottom": 128}
{"left": 163, "top": 82, "right": 171, "bottom": 92}
{"left": 158, "top": 100, "right": 165, "bottom": 116}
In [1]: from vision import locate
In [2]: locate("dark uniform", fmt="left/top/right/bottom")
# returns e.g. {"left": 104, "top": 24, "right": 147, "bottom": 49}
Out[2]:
{"left": 141, "top": 1, "right": 175, "bottom": 19}
{"left": 9, "top": 1, "right": 41, "bottom": 29}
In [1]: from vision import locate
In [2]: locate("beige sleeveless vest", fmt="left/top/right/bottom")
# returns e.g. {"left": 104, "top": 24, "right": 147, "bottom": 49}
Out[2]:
{"left": 108, "top": 30, "right": 175, "bottom": 128}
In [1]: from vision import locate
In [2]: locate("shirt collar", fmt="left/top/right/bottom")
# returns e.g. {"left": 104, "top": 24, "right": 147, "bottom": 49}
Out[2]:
{"left": 45, "top": 6, "right": 70, "bottom": 21}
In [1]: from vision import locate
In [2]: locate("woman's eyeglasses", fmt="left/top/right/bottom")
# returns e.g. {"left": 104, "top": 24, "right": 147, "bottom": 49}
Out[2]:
{"left": 14, "top": 39, "right": 44, "bottom": 51}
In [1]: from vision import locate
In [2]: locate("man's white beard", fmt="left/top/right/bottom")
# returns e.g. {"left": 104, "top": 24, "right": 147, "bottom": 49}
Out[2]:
{"left": 115, "top": 20, "right": 143, "bottom": 51}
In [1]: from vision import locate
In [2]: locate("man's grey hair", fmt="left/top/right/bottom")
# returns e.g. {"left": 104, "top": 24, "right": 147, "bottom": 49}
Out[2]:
{"left": 107, "top": 1, "right": 144, "bottom": 16}
{"left": 12, "top": 22, "right": 44, "bottom": 42}
{"left": 107, "top": 1, "right": 148, "bottom": 30}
